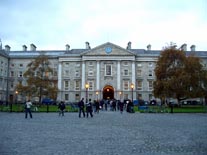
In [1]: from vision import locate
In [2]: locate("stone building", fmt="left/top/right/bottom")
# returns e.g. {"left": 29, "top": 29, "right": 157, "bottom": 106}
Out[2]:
{"left": 0, "top": 41, "right": 207, "bottom": 103}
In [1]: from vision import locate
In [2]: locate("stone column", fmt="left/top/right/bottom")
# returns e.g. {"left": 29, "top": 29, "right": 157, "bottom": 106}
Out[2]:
{"left": 57, "top": 62, "right": 62, "bottom": 100}
{"left": 96, "top": 61, "right": 100, "bottom": 90}
{"left": 81, "top": 61, "right": 86, "bottom": 90}
{"left": 117, "top": 61, "right": 121, "bottom": 90}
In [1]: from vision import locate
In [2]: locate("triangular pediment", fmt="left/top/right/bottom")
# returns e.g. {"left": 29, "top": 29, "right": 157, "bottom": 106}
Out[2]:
{"left": 81, "top": 42, "right": 135, "bottom": 56}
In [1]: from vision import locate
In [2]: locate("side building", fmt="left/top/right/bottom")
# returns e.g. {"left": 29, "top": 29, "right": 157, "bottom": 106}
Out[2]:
{"left": 0, "top": 41, "right": 207, "bottom": 103}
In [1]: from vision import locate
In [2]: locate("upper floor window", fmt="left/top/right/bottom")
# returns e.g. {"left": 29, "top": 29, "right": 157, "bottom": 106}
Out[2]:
{"left": 19, "top": 64, "right": 23, "bottom": 68}
{"left": 137, "top": 80, "right": 142, "bottom": 90}
{"left": 123, "top": 69, "right": 129, "bottom": 76}
{"left": 75, "top": 80, "right": 80, "bottom": 91}
{"left": 88, "top": 70, "right": 94, "bottom": 76}
{"left": 10, "top": 71, "right": 14, "bottom": 77}
{"left": 88, "top": 81, "right": 94, "bottom": 91}
{"left": 64, "top": 80, "right": 69, "bottom": 91}
{"left": 64, "top": 62, "right": 69, "bottom": 67}
{"left": 149, "top": 70, "right": 153, "bottom": 77}
{"left": 11, "top": 64, "right": 15, "bottom": 68}
{"left": 18, "top": 71, "right": 23, "bottom": 77}
{"left": 89, "top": 61, "right": 93, "bottom": 66}
{"left": 105, "top": 64, "right": 112, "bottom": 76}
{"left": 123, "top": 61, "right": 128, "bottom": 66}
{"left": 123, "top": 80, "right": 129, "bottom": 91}
{"left": 148, "top": 62, "right": 153, "bottom": 67}
{"left": 148, "top": 81, "right": 153, "bottom": 91}
{"left": 75, "top": 70, "right": 80, "bottom": 77}
{"left": 137, "top": 63, "right": 142, "bottom": 67}
{"left": 76, "top": 62, "right": 80, "bottom": 67}
{"left": 137, "top": 69, "right": 142, "bottom": 77}
{"left": 64, "top": 70, "right": 69, "bottom": 76}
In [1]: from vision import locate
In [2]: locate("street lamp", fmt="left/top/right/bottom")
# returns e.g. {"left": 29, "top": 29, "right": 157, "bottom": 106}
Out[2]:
{"left": 119, "top": 91, "right": 122, "bottom": 100}
{"left": 131, "top": 83, "right": 134, "bottom": 103}
{"left": 85, "top": 83, "right": 89, "bottom": 103}
{"left": 96, "top": 91, "right": 99, "bottom": 101}
{"left": 15, "top": 91, "right": 18, "bottom": 104}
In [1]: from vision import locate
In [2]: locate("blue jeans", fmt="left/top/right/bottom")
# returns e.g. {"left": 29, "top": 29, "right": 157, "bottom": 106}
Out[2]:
{"left": 25, "top": 108, "right": 32, "bottom": 118}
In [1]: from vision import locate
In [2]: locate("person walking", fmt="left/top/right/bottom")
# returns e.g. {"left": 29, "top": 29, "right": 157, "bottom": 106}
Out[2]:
{"left": 95, "top": 100, "right": 100, "bottom": 114}
{"left": 25, "top": 100, "right": 33, "bottom": 119}
{"left": 58, "top": 101, "right": 66, "bottom": 116}
{"left": 86, "top": 99, "right": 93, "bottom": 118}
{"left": 78, "top": 98, "right": 85, "bottom": 118}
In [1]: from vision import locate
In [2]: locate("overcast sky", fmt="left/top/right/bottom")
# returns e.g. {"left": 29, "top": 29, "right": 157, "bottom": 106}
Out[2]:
{"left": 0, "top": 0, "right": 207, "bottom": 51}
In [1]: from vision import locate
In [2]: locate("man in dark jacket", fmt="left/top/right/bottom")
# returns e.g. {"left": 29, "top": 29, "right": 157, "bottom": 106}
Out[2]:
{"left": 78, "top": 98, "right": 85, "bottom": 118}
{"left": 58, "top": 101, "right": 66, "bottom": 116}
{"left": 86, "top": 99, "right": 93, "bottom": 118}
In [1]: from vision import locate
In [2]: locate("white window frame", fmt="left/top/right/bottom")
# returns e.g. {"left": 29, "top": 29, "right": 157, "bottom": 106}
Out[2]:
{"left": 123, "top": 69, "right": 129, "bottom": 76}
{"left": 75, "top": 70, "right": 80, "bottom": 77}
{"left": 137, "top": 69, "right": 142, "bottom": 77}
{"left": 18, "top": 71, "right": 23, "bottom": 77}
{"left": 88, "top": 81, "right": 94, "bottom": 91}
{"left": 148, "top": 70, "right": 153, "bottom": 77}
{"left": 137, "top": 80, "right": 143, "bottom": 91}
{"left": 75, "top": 80, "right": 80, "bottom": 91}
{"left": 123, "top": 80, "right": 129, "bottom": 91}
{"left": 105, "top": 64, "right": 112, "bottom": 76}
{"left": 88, "top": 70, "right": 94, "bottom": 76}
{"left": 64, "top": 80, "right": 69, "bottom": 91}
{"left": 148, "top": 81, "right": 153, "bottom": 91}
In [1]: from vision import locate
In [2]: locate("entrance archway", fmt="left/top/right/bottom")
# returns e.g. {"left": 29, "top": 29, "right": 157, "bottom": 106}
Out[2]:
{"left": 103, "top": 85, "right": 114, "bottom": 99}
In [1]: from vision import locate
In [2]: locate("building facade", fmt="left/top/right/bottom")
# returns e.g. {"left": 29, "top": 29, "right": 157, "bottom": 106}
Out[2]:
{"left": 0, "top": 41, "right": 207, "bottom": 103}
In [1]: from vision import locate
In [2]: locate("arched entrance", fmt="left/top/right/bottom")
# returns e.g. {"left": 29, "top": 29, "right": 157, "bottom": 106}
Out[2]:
{"left": 103, "top": 85, "right": 114, "bottom": 99}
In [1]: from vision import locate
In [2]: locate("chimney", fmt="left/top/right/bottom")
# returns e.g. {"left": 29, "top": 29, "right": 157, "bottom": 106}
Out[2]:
{"left": 147, "top": 44, "right": 151, "bottom": 50}
{"left": 65, "top": 44, "right": 70, "bottom": 51}
{"left": 30, "top": 44, "right": 36, "bottom": 51}
{"left": 85, "top": 42, "right": 90, "bottom": 49}
{"left": 127, "top": 41, "right": 132, "bottom": 49}
{"left": 180, "top": 43, "right": 187, "bottom": 51}
{"left": 190, "top": 45, "right": 196, "bottom": 51}
{"left": 22, "top": 45, "right": 27, "bottom": 51}
{"left": 5, "top": 45, "right": 11, "bottom": 51}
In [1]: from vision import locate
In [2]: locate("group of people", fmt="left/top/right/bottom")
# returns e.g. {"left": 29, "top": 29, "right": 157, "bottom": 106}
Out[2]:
{"left": 24, "top": 98, "right": 134, "bottom": 119}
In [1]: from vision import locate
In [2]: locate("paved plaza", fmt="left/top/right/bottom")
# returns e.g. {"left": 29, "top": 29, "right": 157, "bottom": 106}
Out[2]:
{"left": 0, "top": 111, "right": 207, "bottom": 155}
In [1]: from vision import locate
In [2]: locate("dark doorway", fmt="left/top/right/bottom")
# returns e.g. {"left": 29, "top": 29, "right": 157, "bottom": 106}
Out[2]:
{"left": 103, "top": 85, "right": 114, "bottom": 99}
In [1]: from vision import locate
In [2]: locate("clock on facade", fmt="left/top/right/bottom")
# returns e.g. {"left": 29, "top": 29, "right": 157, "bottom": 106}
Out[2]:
{"left": 105, "top": 47, "right": 112, "bottom": 54}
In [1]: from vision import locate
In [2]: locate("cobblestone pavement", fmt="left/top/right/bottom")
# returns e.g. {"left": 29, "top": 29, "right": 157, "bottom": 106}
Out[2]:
{"left": 0, "top": 111, "right": 207, "bottom": 155}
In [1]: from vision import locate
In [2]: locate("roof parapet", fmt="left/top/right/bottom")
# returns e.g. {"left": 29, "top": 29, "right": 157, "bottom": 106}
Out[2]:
{"left": 85, "top": 42, "right": 91, "bottom": 49}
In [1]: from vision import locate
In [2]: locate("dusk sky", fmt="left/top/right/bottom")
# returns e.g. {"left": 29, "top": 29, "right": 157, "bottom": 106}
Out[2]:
{"left": 0, "top": 0, "right": 206, "bottom": 51}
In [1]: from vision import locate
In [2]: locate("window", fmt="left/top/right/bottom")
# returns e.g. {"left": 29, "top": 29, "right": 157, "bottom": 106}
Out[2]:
{"left": 75, "top": 81, "right": 80, "bottom": 90}
{"left": 123, "top": 69, "right": 129, "bottom": 76}
{"left": 137, "top": 80, "right": 142, "bottom": 90}
{"left": 10, "top": 82, "right": 14, "bottom": 89}
{"left": 148, "top": 62, "right": 153, "bottom": 67}
{"left": 149, "top": 70, "right": 153, "bottom": 77}
{"left": 18, "top": 71, "right": 23, "bottom": 77}
{"left": 137, "top": 63, "right": 142, "bottom": 67}
{"left": 75, "top": 70, "right": 80, "bottom": 77}
{"left": 88, "top": 81, "right": 94, "bottom": 91}
{"left": 89, "top": 61, "right": 93, "bottom": 66}
{"left": 123, "top": 61, "right": 128, "bottom": 66}
{"left": 88, "top": 70, "right": 94, "bottom": 76}
{"left": 137, "top": 70, "right": 142, "bottom": 77}
{"left": 76, "top": 62, "right": 80, "bottom": 67}
{"left": 64, "top": 70, "right": 69, "bottom": 76}
{"left": 105, "top": 64, "right": 112, "bottom": 76}
{"left": 123, "top": 80, "right": 129, "bottom": 90}
{"left": 148, "top": 81, "right": 153, "bottom": 91}
{"left": 11, "top": 64, "right": 15, "bottom": 68}
{"left": 10, "top": 71, "right": 14, "bottom": 77}
{"left": 19, "top": 64, "right": 23, "bottom": 68}
{"left": 64, "top": 81, "right": 69, "bottom": 91}
{"left": 64, "top": 62, "right": 69, "bottom": 67}
{"left": 75, "top": 94, "right": 80, "bottom": 101}
{"left": 65, "top": 94, "right": 69, "bottom": 101}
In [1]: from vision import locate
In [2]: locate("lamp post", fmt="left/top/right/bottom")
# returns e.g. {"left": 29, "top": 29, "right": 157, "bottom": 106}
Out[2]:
{"left": 119, "top": 91, "right": 122, "bottom": 101}
{"left": 85, "top": 83, "right": 89, "bottom": 103}
{"left": 15, "top": 91, "right": 18, "bottom": 104}
{"left": 131, "top": 83, "right": 134, "bottom": 103}
{"left": 96, "top": 91, "right": 99, "bottom": 101}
